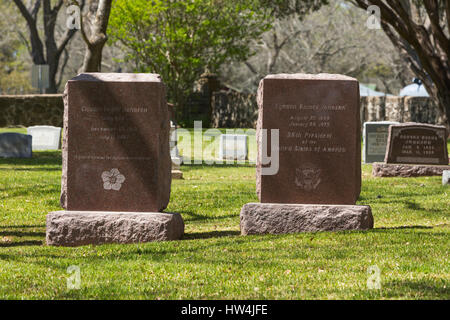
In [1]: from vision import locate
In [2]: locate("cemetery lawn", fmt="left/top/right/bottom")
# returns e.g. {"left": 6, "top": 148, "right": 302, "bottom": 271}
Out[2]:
{"left": 0, "top": 137, "right": 448, "bottom": 299}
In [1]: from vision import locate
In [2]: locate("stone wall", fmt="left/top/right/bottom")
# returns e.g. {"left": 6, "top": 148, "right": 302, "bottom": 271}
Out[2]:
{"left": 211, "top": 90, "right": 258, "bottom": 128}
{"left": 212, "top": 91, "right": 443, "bottom": 128}
{"left": 360, "top": 96, "right": 443, "bottom": 124}
{"left": 0, "top": 94, "right": 64, "bottom": 127}
{"left": 0, "top": 93, "right": 443, "bottom": 129}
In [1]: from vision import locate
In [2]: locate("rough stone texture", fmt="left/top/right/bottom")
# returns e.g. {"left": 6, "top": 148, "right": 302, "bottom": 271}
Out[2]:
{"left": 240, "top": 203, "right": 373, "bottom": 235}
{"left": 372, "top": 162, "right": 450, "bottom": 177}
{"left": 0, "top": 94, "right": 64, "bottom": 127}
{"left": 443, "top": 170, "right": 450, "bottom": 185}
{"left": 0, "top": 93, "right": 443, "bottom": 130}
{"left": 385, "top": 123, "right": 448, "bottom": 165}
{"left": 46, "top": 211, "right": 184, "bottom": 246}
{"left": 211, "top": 93, "right": 443, "bottom": 129}
{"left": 212, "top": 90, "right": 258, "bottom": 128}
{"left": 61, "top": 73, "right": 171, "bottom": 212}
{"left": 0, "top": 132, "right": 32, "bottom": 158}
{"left": 256, "top": 73, "right": 361, "bottom": 205}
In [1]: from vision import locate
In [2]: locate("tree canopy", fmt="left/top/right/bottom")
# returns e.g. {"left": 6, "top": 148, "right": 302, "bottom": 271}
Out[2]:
{"left": 108, "top": 0, "right": 272, "bottom": 111}
{"left": 351, "top": 0, "right": 450, "bottom": 127}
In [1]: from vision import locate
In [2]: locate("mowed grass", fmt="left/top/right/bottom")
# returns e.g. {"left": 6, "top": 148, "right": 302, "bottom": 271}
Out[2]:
{"left": 0, "top": 128, "right": 449, "bottom": 299}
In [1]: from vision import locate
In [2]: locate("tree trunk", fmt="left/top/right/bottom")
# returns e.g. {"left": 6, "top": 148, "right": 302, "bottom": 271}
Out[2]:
{"left": 80, "top": 0, "right": 113, "bottom": 72}
{"left": 13, "top": 0, "right": 79, "bottom": 93}
{"left": 353, "top": 0, "right": 450, "bottom": 128}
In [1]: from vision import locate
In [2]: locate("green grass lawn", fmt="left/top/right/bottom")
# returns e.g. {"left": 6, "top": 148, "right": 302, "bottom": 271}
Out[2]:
{"left": 0, "top": 128, "right": 449, "bottom": 299}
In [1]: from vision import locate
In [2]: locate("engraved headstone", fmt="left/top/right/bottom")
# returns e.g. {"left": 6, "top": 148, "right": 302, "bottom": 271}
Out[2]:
{"left": 385, "top": 123, "right": 448, "bottom": 165}
{"left": 219, "top": 134, "right": 248, "bottom": 160}
{"left": 240, "top": 73, "right": 373, "bottom": 235}
{"left": 61, "top": 73, "right": 171, "bottom": 212}
{"left": 27, "top": 125, "right": 61, "bottom": 150}
{"left": 0, "top": 133, "right": 32, "bottom": 158}
{"left": 48, "top": 73, "right": 183, "bottom": 246}
{"left": 257, "top": 74, "right": 361, "bottom": 205}
{"left": 372, "top": 123, "right": 449, "bottom": 177}
{"left": 363, "top": 121, "right": 399, "bottom": 163}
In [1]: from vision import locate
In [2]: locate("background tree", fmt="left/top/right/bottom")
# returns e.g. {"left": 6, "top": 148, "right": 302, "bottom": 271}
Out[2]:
{"left": 108, "top": 0, "right": 271, "bottom": 118}
{"left": 79, "top": 0, "right": 113, "bottom": 72}
{"left": 11, "top": 0, "right": 83, "bottom": 93}
{"left": 351, "top": 0, "right": 450, "bottom": 127}
{"left": 0, "top": 1, "right": 33, "bottom": 94}
{"left": 222, "top": 0, "right": 413, "bottom": 94}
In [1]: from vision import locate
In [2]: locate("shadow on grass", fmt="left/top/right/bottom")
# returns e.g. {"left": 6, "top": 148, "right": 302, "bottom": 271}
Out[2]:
{"left": 0, "top": 240, "right": 43, "bottom": 247}
{"left": 0, "top": 185, "right": 59, "bottom": 199}
{"left": 0, "top": 225, "right": 46, "bottom": 238}
{"left": 0, "top": 224, "right": 45, "bottom": 228}
{"left": 184, "top": 230, "right": 240, "bottom": 240}
{"left": 178, "top": 210, "right": 238, "bottom": 222}
{"left": 382, "top": 279, "right": 450, "bottom": 298}
{"left": 0, "top": 230, "right": 46, "bottom": 237}
{"left": 0, "top": 151, "right": 61, "bottom": 166}
{"left": 181, "top": 162, "right": 255, "bottom": 169}
{"left": 0, "top": 167, "right": 61, "bottom": 171}
{"left": 374, "top": 225, "right": 433, "bottom": 230}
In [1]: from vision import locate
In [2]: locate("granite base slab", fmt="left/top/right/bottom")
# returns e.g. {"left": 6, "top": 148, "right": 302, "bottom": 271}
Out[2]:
{"left": 372, "top": 162, "right": 450, "bottom": 177}
{"left": 240, "top": 203, "right": 373, "bottom": 235}
{"left": 46, "top": 211, "right": 184, "bottom": 246}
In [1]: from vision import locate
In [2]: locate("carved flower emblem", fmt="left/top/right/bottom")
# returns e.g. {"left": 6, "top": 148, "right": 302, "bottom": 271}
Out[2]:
{"left": 101, "top": 168, "right": 125, "bottom": 191}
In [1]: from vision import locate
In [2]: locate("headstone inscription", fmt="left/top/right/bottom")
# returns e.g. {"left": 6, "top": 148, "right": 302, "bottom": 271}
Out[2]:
{"left": 46, "top": 73, "right": 184, "bottom": 246}
{"left": 363, "top": 121, "right": 399, "bottom": 163}
{"left": 256, "top": 73, "right": 361, "bottom": 205}
{"left": 60, "top": 73, "right": 171, "bottom": 212}
{"left": 0, "top": 133, "right": 32, "bottom": 158}
{"left": 385, "top": 123, "right": 448, "bottom": 165}
{"left": 240, "top": 73, "right": 373, "bottom": 235}
{"left": 372, "top": 123, "right": 450, "bottom": 177}
{"left": 219, "top": 134, "right": 248, "bottom": 160}
{"left": 27, "top": 125, "right": 61, "bottom": 150}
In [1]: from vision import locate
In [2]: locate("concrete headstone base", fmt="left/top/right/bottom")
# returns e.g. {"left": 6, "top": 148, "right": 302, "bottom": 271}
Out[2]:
{"left": 372, "top": 162, "right": 450, "bottom": 177}
{"left": 171, "top": 170, "right": 183, "bottom": 179}
{"left": 240, "top": 203, "right": 373, "bottom": 235}
{"left": 46, "top": 211, "right": 184, "bottom": 246}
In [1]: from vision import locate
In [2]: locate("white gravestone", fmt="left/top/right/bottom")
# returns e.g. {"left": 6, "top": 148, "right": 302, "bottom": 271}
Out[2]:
{"left": 169, "top": 121, "right": 182, "bottom": 168}
{"left": 219, "top": 134, "right": 248, "bottom": 160}
{"left": 27, "top": 125, "right": 61, "bottom": 151}
{"left": 363, "top": 121, "right": 399, "bottom": 163}
{"left": 443, "top": 170, "right": 450, "bottom": 186}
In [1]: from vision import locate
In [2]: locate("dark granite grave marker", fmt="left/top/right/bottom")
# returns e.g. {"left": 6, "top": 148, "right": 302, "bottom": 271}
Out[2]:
{"left": 241, "top": 73, "right": 373, "bottom": 235}
{"left": 385, "top": 123, "right": 448, "bottom": 165}
{"left": 256, "top": 73, "right": 361, "bottom": 205}
{"left": 0, "top": 133, "right": 32, "bottom": 158}
{"left": 60, "top": 73, "right": 171, "bottom": 212}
